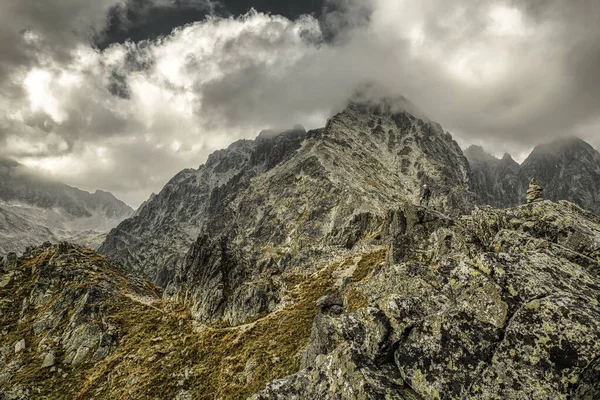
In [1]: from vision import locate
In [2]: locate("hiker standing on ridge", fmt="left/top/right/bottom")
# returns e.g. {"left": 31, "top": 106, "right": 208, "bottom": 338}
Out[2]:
{"left": 420, "top": 184, "right": 432, "bottom": 206}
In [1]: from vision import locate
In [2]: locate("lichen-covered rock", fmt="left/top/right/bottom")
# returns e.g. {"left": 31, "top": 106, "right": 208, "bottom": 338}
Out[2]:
{"left": 252, "top": 344, "right": 419, "bottom": 400}
{"left": 4, "top": 254, "right": 16, "bottom": 270}
{"left": 253, "top": 200, "right": 600, "bottom": 400}
{"left": 41, "top": 352, "right": 55, "bottom": 368}
{"left": 0, "top": 244, "right": 162, "bottom": 398}
{"left": 13, "top": 340, "right": 24, "bottom": 354}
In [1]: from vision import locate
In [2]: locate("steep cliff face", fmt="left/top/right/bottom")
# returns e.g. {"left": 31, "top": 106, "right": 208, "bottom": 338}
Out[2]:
{"left": 100, "top": 100, "right": 475, "bottom": 324}
{"left": 0, "top": 159, "right": 134, "bottom": 255}
{"left": 464, "top": 145, "right": 527, "bottom": 208}
{"left": 522, "top": 137, "right": 600, "bottom": 215}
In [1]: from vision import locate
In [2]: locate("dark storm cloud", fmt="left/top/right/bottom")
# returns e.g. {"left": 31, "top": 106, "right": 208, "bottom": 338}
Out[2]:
{"left": 97, "top": 0, "right": 329, "bottom": 48}
{"left": 188, "top": 0, "right": 600, "bottom": 159}
{"left": 0, "top": 0, "right": 120, "bottom": 71}
{"left": 97, "top": 0, "right": 215, "bottom": 49}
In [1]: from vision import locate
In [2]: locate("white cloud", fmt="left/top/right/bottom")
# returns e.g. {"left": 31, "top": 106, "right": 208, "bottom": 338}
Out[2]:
{"left": 23, "top": 69, "right": 67, "bottom": 123}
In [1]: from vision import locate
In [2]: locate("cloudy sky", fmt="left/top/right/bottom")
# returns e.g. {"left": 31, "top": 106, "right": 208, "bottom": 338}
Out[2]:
{"left": 1, "top": 0, "right": 599, "bottom": 207}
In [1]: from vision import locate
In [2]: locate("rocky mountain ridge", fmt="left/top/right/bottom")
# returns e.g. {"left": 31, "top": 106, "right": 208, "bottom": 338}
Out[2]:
{"left": 0, "top": 159, "right": 134, "bottom": 255}
{"left": 464, "top": 145, "right": 527, "bottom": 208}
{"left": 100, "top": 99, "right": 475, "bottom": 324}
{"left": 466, "top": 136, "right": 600, "bottom": 215}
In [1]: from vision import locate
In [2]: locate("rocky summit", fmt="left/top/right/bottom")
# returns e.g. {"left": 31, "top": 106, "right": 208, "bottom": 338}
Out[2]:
{"left": 99, "top": 99, "right": 474, "bottom": 313}
{"left": 3, "top": 100, "right": 600, "bottom": 399}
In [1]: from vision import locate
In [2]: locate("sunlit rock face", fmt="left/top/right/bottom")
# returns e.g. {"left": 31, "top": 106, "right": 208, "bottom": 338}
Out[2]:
{"left": 253, "top": 200, "right": 600, "bottom": 400}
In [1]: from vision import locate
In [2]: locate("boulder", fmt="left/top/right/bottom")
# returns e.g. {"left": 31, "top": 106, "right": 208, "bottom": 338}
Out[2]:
{"left": 41, "top": 352, "right": 55, "bottom": 368}
{"left": 5, "top": 253, "right": 17, "bottom": 270}
{"left": 14, "top": 339, "right": 25, "bottom": 354}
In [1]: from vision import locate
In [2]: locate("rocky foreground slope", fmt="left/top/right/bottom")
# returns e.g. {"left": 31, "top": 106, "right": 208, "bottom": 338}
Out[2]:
{"left": 0, "top": 159, "right": 134, "bottom": 255}
{"left": 2, "top": 199, "right": 600, "bottom": 399}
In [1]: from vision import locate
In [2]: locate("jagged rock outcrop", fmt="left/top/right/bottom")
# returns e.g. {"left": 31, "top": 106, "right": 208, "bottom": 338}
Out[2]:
{"left": 99, "top": 127, "right": 309, "bottom": 287}
{"left": 464, "top": 145, "right": 527, "bottom": 208}
{"left": 101, "top": 99, "right": 475, "bottom": 325}
{"left": 0, "top": 243, "right": 162, "bottom": 399}
{"left": 0, "top": 159, "right": 134, "bottom": 255}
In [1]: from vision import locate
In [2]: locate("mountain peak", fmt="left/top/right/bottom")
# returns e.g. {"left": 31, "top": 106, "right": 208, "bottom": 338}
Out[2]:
{"left": 342, "top": 94, "right": 431, "bottom": 123}
{"left": 501, "top": 153, "right": 514, "bottom": 162}
{"left": 528, "top": 136, "right": 594, "bottom": 156}
{"left": 101, "top": 95, "right": 474, "bottom": 296}
{"left": 464, "top": 145, "right": 499, "bottom": 163}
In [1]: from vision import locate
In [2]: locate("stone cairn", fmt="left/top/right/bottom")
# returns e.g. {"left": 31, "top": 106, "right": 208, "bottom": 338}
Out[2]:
{"left": 526, "top": 177, "right": 544, "bottom": 203}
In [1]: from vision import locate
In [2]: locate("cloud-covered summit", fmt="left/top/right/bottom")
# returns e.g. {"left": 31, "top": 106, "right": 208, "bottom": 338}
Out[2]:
{"left": 1, "top": 0, "right": 599, "bottom": 206}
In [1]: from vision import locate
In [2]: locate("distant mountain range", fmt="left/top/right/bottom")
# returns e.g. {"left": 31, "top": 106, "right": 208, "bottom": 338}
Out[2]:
{"left": 0, "top": 158, "right": 134, "bottom": 255}
{"left": 466, "top": 136, "right": 600, "bottom": 215}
